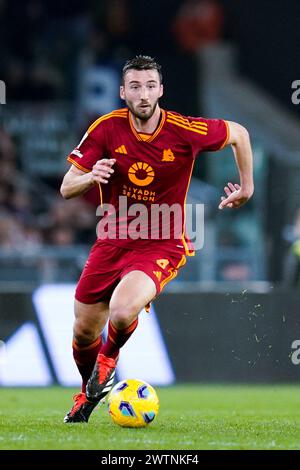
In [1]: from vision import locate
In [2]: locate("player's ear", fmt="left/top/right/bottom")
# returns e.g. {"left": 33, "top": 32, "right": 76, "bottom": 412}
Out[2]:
{"left": 159, "top": 84, "right": 163, "bottom": 98}
{"left": 120, "top": 86, "right": 125, "bottom": 100}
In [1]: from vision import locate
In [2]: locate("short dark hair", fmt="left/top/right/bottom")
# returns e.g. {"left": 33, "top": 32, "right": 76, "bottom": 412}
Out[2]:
{"left": 122, "top": 55, "right": 162, "bottom": 84}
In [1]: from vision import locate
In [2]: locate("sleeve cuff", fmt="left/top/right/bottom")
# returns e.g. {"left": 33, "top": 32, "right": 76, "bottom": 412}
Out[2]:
{"left": 67, "top": 156, "right": 91, "bottom": 173}
{"left": 218, "top": 120, "right": 230, "bottom": 150}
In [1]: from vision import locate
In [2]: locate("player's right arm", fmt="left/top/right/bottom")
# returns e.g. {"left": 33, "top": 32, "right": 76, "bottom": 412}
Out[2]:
{"left": 60, "top": 116, "right": 115, "bottom": 199}
{"left": 60, "top": 159, "right": 116, "bottom": 199}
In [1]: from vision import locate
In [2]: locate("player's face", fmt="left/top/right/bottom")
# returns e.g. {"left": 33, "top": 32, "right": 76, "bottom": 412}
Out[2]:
{"left": 120, "top": 69, "right": 163, "bottom": 121}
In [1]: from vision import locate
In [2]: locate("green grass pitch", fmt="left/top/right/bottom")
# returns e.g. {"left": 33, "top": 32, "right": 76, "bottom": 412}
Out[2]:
{"left": 1, "top": 385, "right": 300, "bottom": 450}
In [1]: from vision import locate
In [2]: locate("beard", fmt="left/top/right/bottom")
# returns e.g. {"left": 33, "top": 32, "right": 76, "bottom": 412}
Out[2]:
{"left": 125, "top": 98, "right": 159, "bottom": 121}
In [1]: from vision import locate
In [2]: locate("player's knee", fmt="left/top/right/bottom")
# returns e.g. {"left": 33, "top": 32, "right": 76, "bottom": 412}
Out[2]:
{"left": 109, "top": 302, "right": 138, "bottom": 329}
{"left": 73, "top": 322, "right": 97, "bottom": 345}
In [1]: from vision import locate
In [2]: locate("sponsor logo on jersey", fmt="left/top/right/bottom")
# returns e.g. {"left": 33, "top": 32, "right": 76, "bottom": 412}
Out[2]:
{"left": 128, "top": 162, "right": 155, "bottom": 187}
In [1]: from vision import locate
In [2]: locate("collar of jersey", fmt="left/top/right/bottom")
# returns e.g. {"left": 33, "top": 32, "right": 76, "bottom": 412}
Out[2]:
{"left": 128, "top": 109, "right": 166, "bottom": 143}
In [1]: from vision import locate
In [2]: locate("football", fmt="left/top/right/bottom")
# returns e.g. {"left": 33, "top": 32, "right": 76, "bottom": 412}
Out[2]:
{"left": 107, "top": 379, "right": 159, "bottom": 428}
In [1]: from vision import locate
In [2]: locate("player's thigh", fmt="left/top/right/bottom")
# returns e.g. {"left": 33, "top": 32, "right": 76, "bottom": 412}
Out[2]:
{"left": 74, "top": 299, "right": 110, "bottom": 342}
{"left": 109, "top": 270, "right": 156, "bottom": 323}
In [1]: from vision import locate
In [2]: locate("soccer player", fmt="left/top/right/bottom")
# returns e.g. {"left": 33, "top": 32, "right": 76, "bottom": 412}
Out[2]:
{"left": 60, "top": 55, "right": 254, "bottom": 422}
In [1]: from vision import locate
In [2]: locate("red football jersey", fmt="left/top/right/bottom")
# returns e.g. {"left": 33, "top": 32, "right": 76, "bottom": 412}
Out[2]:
{"left": 67, "top": 108, "right": 229, "bottom": 255}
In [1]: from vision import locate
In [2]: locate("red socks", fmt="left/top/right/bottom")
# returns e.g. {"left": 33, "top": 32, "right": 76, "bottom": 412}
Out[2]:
{"left": 73, "top": 319, "right": 138, "bottom": 391}
{"left": 73, "top": 336, "right": 102, "bottom": 393}
{"left": 100, "top": 319, "right": 138, "bottom": 360}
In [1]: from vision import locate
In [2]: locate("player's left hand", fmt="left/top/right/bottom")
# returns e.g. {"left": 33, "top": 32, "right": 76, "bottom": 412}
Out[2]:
{"left": 218, "top": 182, "right": 253, "bottom": 210}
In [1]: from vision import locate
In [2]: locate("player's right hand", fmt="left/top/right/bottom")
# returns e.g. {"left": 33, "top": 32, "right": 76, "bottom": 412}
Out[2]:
{"left": 91, "top": 158, "right": 116, "bottom": 184}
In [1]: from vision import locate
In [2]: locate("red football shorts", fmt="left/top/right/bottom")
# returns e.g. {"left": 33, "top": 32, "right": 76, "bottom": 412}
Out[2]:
{"left": 75, "top": 239, "right": 187, "bottom": 305}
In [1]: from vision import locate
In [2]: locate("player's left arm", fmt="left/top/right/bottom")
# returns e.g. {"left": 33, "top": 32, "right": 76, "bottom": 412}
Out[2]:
{"left": 218, "top": 121, "right": 254, "bottom": 210}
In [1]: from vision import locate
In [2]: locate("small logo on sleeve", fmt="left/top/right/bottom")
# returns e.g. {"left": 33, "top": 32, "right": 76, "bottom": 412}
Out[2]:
{"left": 72, "top": 148, "right": 83, "bottom": 158}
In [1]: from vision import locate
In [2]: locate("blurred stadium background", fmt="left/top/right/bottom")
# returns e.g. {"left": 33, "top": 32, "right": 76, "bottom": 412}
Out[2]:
{"left": 1, "top": 0, "right": 300, "bottom": 388}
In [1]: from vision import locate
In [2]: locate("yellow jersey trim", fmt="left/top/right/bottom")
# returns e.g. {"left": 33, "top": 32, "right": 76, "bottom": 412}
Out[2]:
{"left": 182, "top": 160, "right": 196, "bottom": 257}
{"left": 88, "top": 108, "right": 128, "bottom": 133}
{"left": 167, "top": 118, "right": 208, "bottom": 135}
{"left": 168, "top": 112, "right": 208, "bottom": 130}
{"left": 129, "top": 110, "right": 166, "bottom": 142}
{"left": 67, "top": 156, "right": 90, "bottom": 173}
{"left": 218, "top": 119, "right": 230, "bottom": 150}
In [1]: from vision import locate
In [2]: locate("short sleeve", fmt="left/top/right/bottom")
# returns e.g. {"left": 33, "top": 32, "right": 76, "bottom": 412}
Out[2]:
{"left": 67, "top": 120, "right": 108, "bottom": 172}
{"left": 188, "top": 117, "right": 229, "bottom": 155}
